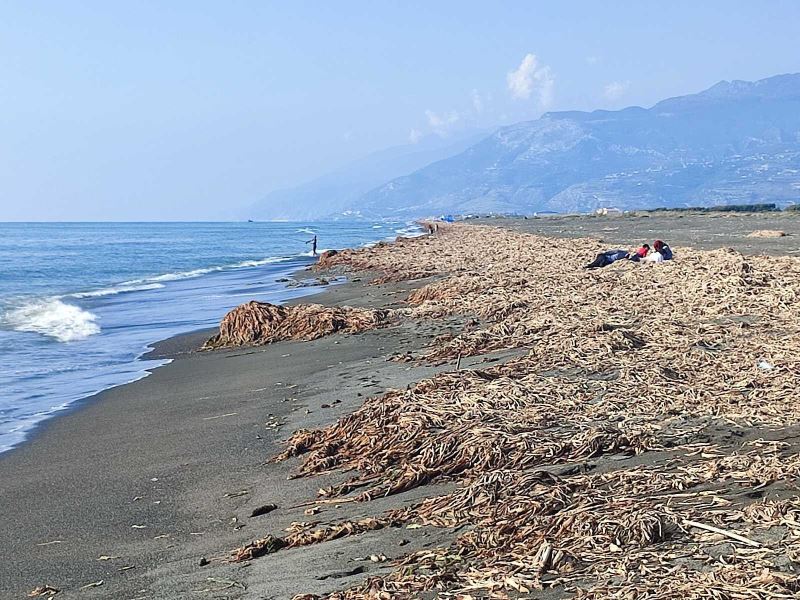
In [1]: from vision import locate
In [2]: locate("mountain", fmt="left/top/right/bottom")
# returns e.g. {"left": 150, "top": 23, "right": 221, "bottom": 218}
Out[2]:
{"left": 350, "top": 74, "right": 800, "bottom": 217}
{"left": 248, "top": 131, "right": 488, "bottom": 220}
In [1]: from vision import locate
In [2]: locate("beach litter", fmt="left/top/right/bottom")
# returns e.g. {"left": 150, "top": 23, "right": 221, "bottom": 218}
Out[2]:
{"left": 78, "top": 580, "right": 104, "bottom": 590}
{"left": 232, "top": 224, "right": 800, "bottom": 597}
{"left": 203, "top": 301, "right": 392, "bottom": 349}
{"left": 27, "top": 586, "right": 59, "bottom": 597}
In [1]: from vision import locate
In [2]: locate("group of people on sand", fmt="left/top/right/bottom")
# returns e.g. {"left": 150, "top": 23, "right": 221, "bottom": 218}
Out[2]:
{"left": 584, "top": 240, "right": 673, "bottom": 269}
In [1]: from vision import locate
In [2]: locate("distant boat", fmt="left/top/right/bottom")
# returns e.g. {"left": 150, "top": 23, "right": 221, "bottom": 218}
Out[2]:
{"left": 247, "top": 219, "right": 255, "bottom": 223}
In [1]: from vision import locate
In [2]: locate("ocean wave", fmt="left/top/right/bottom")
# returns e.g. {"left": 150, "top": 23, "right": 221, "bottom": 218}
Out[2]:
{"left": 118, "top": 256, "right": 294, "bottom": 286}
{"left": 296, "top": 227, "right": 316, "bottom": 234}
{"left": 394, "top": 224, "right": 425, "bottom": 237}
{"left": 70, "top": 282, "right": 166, "bottom": 299}
{"left": 3, "top": 299, "right": 100, "bottom": 342}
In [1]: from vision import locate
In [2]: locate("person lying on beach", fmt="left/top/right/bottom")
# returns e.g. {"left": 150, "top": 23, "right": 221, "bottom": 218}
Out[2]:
{"left": 628, "top": 243, "right": 650, "bottom": 262}
{"left": 654, "top": 239, "right": 673, "bottom": 260}
{"left": 584, "top": 249, "right": 630, "bottom": 269}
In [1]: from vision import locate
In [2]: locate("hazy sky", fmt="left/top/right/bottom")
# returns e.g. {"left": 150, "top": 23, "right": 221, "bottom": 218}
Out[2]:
{"left": 1, "top": 1, "right": 799, "bottom": 220}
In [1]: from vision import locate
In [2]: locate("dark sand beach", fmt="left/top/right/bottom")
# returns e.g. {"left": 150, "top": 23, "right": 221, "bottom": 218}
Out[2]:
{"left": 3, "top": 213, "right": 800, "bottom": 599}
{"left": 478, "top": 210, "right": 800, "bottom": 256}
{"left": 0, "top": 277, "right": 480, "bottom": 598}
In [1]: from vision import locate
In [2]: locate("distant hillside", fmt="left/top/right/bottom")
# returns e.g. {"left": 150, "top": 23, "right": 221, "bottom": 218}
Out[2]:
{"left": 248, "top": 131, "right": 487, "bottom": 220}
{"left": 349, "top": 73, "right": 800, "bottom": 218}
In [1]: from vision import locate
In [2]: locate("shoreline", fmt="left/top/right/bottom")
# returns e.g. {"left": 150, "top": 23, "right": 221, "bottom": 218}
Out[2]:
{"left": 0, "top": 220, "right": 427, "bottom": 457}
{"left": 0, "top": 263, "right": 470, "bottom": 598}
{"left": 4, "top": 214, "right": 800, "bottom": 598}
{"left": 0, "top": 257, "right": 332, "bottom": 457}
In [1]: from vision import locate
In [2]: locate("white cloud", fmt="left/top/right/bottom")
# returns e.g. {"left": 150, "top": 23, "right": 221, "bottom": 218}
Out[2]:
{"left": 425, "top": 109, "right": 460, "bottom": 136}
{"left": 603, "top": 80, "right": 630, "bottom": 101}
{"left": 408, "top": 128, "right": 423, "bottom": 144}
{"left": 342, "top": 130, "right": 354, "bottom": 142}
{"left": 586, "top": 55, "right": 601, "bottom": 65}
{"left": 506, "top": 53, "right": 554, "bottom": 108}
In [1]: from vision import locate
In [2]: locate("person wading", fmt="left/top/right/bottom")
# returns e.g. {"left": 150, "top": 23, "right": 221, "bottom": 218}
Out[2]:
{"left": 306, "top": 235, "right": 318, "bottom": 256}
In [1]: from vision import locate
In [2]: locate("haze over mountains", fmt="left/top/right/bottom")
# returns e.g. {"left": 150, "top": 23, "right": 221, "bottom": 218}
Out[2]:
{"left": 252, "top": 74, "right": 800, "bottom": 220}
{"left": 248, "top": 131, "right": 487, "bottom": 220}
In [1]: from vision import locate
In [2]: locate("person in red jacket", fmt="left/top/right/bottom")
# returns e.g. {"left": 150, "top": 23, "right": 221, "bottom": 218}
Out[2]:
{"left": 628, "top": 243, "right": 650, "bottom": 262}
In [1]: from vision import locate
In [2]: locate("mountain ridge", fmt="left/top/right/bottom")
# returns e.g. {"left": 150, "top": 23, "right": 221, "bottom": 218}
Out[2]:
{"left": 348, "top": 73, "right": 800, "bottom": 218}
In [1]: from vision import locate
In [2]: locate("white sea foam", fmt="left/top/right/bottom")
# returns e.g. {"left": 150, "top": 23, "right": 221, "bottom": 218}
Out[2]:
{"left": 118, "top": 257, "right": 292, "bottom": 286}
{"left": 296, "top": 227, "right": 316, "bottom": 234}
{"left": 394, "top": 224, "right": 425, "bottom": 237}
{"left": 70, "top": 282, "right": 166, "bottom": 299}
{"left": 298, "top": 248, "right": 332, "bottom": 257}
{"left": 3, "top": 299, "right": 101, "bottom": 342}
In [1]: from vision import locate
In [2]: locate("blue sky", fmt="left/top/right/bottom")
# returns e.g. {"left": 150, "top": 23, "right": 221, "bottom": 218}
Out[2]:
{"left": 1, "top": 1, "right": 799, "bottom": 220}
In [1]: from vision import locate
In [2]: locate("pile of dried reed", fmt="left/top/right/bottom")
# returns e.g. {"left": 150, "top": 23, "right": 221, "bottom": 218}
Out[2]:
{"left": 233, "top": 224, "right": 800, "bottom": 598}
{"left": 203, "top": 301, "right": 391, "bottom": 349}
{"left": 747, "top": 229, "right": 787, "bottom": 238}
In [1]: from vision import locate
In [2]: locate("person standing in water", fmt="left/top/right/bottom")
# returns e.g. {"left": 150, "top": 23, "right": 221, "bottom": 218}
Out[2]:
{"left": 306, "top": 235, "right": 318, "bottom": 256}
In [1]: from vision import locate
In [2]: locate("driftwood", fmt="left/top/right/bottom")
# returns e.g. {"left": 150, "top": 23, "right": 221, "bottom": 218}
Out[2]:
{"left": 203, "top": 301, "right": 391, "bottom": 349}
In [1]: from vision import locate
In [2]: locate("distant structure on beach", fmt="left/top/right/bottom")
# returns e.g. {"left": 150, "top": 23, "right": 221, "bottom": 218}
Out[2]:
{"left": 595, "top": 207, "right": 623, "bottom": 216}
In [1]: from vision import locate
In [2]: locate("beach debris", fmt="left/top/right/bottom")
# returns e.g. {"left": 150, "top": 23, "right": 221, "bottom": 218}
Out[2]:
{"left": 317, "top": 249, "right": 339, "bottom": 267}
{"left": 682, "top": 518, "right": 762, "bottom": 547}
{"left": 202, "top": 412, "right": 238, "bottom": 420}
{"left": 232, "top": 535, "right": 287, "bottom": 561}
{"left": 131, "top": 525, "right": 147, "bottom": 529}
{"left": 234, "top": 225, "right": 800, "bottom": 597}
{"left": 35, "top": 540, "right": 63, "bottom": 547}
{"left": 369, "top": 554, "right": 388, "bottom": 562}
{"left": 250, "top": 503, "right": 278, "bottom": 518}
{"left": 198, "top": 557, "right": 209, "bottom": 566}
{"left": 202, "top": 301, "right": 392, "bottom": 349}
{"left": 203, "top": 577, "right": 246, "bottom": 591}
{"left": 118, "top": 565, "right": 135, "bottom": 572}
{"left": 223, "top": 489, "right": 249, "bottom": 498}
{"left": 78, "top": 581, "right": 104, "bottom": 590}
{"left": 747, "top": 229, "right": 787, "bottom": 237}
{"left": 28, "top": 586, "right": 59, "bottom": 597}
{"left": 97, "top": 555, "right": 119, "bottom": 561}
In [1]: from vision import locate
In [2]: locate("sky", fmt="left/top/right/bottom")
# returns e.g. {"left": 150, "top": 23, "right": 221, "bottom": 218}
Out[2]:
{"left": 1, "top": 1, "right": 799, "bottom": 221}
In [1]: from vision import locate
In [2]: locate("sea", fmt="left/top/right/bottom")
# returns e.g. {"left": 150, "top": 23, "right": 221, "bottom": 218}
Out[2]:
{"left": 0, "top": 221, "right": 419, "bottom": 453}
